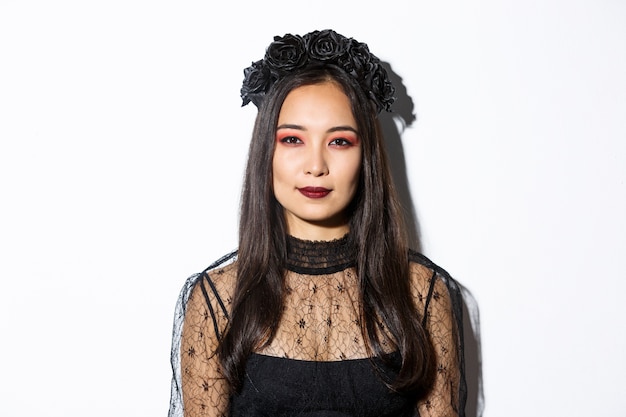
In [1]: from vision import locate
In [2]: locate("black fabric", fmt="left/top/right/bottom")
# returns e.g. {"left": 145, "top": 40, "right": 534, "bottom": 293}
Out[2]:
{"left": 285, "top": 234, "right": 356, "bottom": 274}
{"left": 230, "top": 352, "right": 412, "bottom": 417}
{"left": 168, "top": 237, "right": 466, "bottom": 417}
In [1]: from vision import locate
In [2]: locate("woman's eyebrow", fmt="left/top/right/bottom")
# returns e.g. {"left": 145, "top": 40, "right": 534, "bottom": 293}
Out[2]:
{"left": 277, "top": 123, "right": 305, "bottom": 131}
{"left": 276, "top": 124, "right": 358, "bottom": 134}
{"left": 327, "top": 126, "right": 358, "bottom": 134}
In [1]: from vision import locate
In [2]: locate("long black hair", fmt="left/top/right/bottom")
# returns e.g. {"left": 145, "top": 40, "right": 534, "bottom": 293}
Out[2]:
{"left": 217, "top": 65, "right": 434, "bottom": 396}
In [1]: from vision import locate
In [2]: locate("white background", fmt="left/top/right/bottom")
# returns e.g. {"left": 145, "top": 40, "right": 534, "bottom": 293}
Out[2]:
{"left": 1, "top": 1, "right": 625, "bottom": 416}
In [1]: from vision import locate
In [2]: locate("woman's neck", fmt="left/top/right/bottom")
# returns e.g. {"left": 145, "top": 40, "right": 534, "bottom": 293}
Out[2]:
{"left": 285, "top": 218, "right": 350, "bottom": 242}
{"left": 285, "top": 233, "right": 355, "bottom": 274}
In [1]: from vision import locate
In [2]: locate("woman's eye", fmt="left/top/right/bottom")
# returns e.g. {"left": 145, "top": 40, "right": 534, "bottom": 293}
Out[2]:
{"left": 330, "top": 138, "right": 352, "bottom": 147}
{"left": 279, "top": 136, "right": 302, "bottom": 144}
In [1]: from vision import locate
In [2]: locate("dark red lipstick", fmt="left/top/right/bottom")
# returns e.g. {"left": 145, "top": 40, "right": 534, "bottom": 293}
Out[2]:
{"left": 298, "top": 187, "right": 331, "bottom": 199}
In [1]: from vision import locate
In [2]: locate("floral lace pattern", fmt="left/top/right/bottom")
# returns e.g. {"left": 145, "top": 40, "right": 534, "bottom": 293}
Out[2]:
{"left": 168, "top": 238, "right": 466, "bottom": 417}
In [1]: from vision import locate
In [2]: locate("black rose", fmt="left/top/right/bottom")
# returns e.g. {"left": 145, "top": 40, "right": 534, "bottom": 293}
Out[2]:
{"left": 339, "top": 39, "right": 373, "bottom": 77}
{"left": 264, "top": 34, "right": 307, "bottom": 74}
{"left": 240, "top": 60, "right": 274, "bottom": 107}
{"left": 305, "top": 29, "right": 349, "bottom": 62}
{"left": 367, "top": 62, "right": 396, "bottom": 112}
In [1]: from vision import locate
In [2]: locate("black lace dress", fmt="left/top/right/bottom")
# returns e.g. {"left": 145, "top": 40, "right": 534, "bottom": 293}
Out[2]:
{"left": 168, "top": 235, "right": 466, "bottom": 417}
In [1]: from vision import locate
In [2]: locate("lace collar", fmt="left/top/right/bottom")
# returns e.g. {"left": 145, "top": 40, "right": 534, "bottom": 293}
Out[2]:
{"left": 285, "top": 234, "right": 356, "bottom": 275}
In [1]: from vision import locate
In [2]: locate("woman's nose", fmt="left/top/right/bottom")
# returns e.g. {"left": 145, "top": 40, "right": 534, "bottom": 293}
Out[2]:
{"left": 304, "top": 146, "right": 329, "bottom": 176}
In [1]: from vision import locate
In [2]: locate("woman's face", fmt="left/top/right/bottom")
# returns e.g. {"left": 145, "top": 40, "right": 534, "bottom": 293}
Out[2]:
{"left": 272, "top": 81, "right": 362, "bottom": 240}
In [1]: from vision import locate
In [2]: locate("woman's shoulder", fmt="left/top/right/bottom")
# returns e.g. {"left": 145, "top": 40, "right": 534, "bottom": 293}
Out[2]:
{"left": 201, "top": 249, "right": 239, "bottom": 275}
{"left": 202, "top": 250, "right": 239, "bottom": 282}
{"left": 177, "top": 250, "right": 239, "bottom": 315}
{"left": 197, "top": 249, "right": 239, "bottom": 291}
{"left": 407, "top": 250, "right": 463, "bottom": 310}
{"left": 409, "top": 250, "right": 458, "bottom": 286}
{"left": 409, "top": 250, "right": 447, "bottom": 275}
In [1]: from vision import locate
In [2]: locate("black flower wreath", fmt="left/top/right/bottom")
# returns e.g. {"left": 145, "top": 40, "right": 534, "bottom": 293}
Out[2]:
{"left": 240, "top": 29, "right": 396, "bottom": 113}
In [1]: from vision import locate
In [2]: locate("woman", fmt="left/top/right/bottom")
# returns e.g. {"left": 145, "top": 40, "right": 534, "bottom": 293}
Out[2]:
{"left": 169, "top": 29, "right": 466, "bottom": 417}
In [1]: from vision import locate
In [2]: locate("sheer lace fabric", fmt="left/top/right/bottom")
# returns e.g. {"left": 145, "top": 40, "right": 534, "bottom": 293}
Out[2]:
{"left": 169, "top": 236, "right": 466, "bottom": 417}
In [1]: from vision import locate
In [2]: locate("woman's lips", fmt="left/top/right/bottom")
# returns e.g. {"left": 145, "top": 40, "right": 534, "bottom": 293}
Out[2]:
{"left": 298, "top": 187, "right": 331, "bottom": 199}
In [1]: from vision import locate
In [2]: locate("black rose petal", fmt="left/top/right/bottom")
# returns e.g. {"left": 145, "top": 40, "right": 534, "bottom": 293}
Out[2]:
{"left": 240, "top": 60, "right": 274, "bottom": 107}
{"left": 367, "top": 62, "right": 396, "bottom": 112}
{"left": 265, "top": 34, "right": 307, "bottom": 74}
{"left": 305, "top": 29, "right": 349, "bottom": 62}
{"left": 339, "top": 39, "right": 373, "bottom": 77}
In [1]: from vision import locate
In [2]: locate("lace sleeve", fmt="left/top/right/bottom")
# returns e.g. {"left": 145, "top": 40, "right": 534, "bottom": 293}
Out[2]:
{"left": 169, "top": 254, "right": 237, "bottom": 417}
{"left": 410, "top": 255, "right": 467, "bottom": 417}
